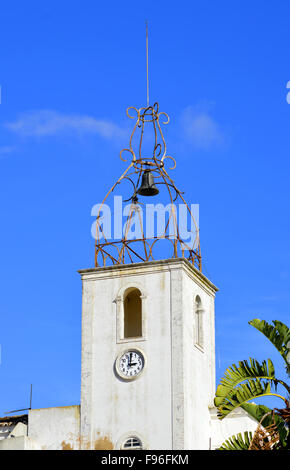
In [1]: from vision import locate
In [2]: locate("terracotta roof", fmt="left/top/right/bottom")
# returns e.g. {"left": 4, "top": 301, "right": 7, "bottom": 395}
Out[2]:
{"left": 0, "top": 414, "right": 28, "bottom": 427}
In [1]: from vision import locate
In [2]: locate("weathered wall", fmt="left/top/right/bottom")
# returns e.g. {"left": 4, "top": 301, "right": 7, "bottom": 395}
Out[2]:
{"left": 79, "top": 258, "right": 218, "bottom": 450}
{"left": 0, "top": 436, "right": 40, "bottom": 450}
{"left": 210, "top": 406, "right": 259, "bottom": 449}
{"left": 80, "top": 260, "right": 173, "bottom": 450}
{"left": 181, "top": 265, "right": 217, "bottom": 449}
{"left": 28, "top": 405, "right": 80, "bottom": 450}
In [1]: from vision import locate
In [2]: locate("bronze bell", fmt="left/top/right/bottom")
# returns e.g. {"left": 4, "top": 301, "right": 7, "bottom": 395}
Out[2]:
{"left": 137, "top": 170, "right": 159, "bottom": 196}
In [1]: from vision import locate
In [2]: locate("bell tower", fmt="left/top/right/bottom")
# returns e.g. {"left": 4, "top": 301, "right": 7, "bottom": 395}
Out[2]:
{"left": 79, "top": 103, "right": 218, "bottom": 450}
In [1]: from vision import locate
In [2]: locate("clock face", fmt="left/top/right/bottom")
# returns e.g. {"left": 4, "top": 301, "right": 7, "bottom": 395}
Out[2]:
{"left": 117, "top": 350, "right": 145, "bottom": 379}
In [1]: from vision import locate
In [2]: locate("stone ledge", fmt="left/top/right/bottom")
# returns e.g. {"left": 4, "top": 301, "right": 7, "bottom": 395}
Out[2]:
{"left": 78, "top": 258, "right": 218, "bottom": 295}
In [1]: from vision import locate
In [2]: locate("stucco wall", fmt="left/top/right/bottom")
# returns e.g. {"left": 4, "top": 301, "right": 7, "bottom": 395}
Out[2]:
{"left": 0, "top": 435, "right": 40, "bottom": 450}
{"left": 80, "top": 261, "right": 173, "bottom": 450}
{"left": 79, "top": 258, "right": 218, "bottom": 450}
{"left": 181, "top": 265, "right": 216, "bottom": 449}
{"left": 210, "top": 406, "right": 259, "bottom": 449}
{"left": 28, "top": 405, "right": 80, "bottom": 450}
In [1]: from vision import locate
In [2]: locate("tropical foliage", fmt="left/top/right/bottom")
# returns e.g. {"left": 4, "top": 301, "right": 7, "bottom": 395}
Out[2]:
{"left": 214, "top": 319, "right": 290, "bottom": 450}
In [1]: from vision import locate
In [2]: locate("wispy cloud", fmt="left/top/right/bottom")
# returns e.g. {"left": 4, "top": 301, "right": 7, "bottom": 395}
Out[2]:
{"left": 0, "top": 145, "right": 15, "bottom": 156}
{"left": 181, "top": 105, "right": 224, "bottom": 149}
{"left": 5, "top": 110, "right": 127, "bottom": 139}
{"left": 4, "top": 107, "right": 226, "bottom": 154}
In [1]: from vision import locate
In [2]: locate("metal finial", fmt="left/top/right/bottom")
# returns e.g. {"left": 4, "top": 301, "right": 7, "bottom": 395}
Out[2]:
{"left": 146, "top": 20, "right": 149, "bottom": 107}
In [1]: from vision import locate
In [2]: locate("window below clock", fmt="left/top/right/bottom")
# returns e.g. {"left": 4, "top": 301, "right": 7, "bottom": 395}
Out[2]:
{"left": 124, "top": 288, "right": 142, "bottom": 338}
{"left": 121, "top": 436, "right": 143, "bottom": 450}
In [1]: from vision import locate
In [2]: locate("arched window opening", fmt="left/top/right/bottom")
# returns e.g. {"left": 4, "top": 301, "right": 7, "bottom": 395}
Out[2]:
{"left": 121, "top": 436, "right": 143, "bottom": 450}
{"left": 195, "top": 295, "right": 204, "bottom": 348}
{"left": 124, "top": 288, "right": 142, "bottom": 338}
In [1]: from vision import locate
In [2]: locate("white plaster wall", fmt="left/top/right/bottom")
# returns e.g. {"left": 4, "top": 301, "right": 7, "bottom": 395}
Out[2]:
{"left": 10, "top": 422, "right": 27, "bottom": 437}
{"left": 80, "top": 258, "right": 218, "bottom": 450}
{"left": 0, "top": 436, "right": 40, "bottom": 450}
{"left": 181, "top": 266, "right": 216, "bottom": 449}
{"left": 210, "top": 407, "right": 259, "bottom": 449}
{"left": 28, "top": 406, "right": 80, "bottom": 450}
{"left": 80, "top": 262, "right": 173, "bottom": 450}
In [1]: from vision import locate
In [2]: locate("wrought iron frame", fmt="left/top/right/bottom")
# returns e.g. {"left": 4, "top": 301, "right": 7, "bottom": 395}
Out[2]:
{"left": 94, "top": 102, "right": 201, "bottom": 271}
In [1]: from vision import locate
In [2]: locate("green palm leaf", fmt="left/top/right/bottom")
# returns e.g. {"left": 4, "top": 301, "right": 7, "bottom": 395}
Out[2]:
{"left": 249, "top": 319, "right": 290, "bottom": 375}
{"left": 241, "top": 403, "right": 289, "bottom": 447}
{"left": 216, "top": 378, "right": 285, "bottom": 418}
{"left": 215, "top": 318, "right": 290, "bottom": 449}
{"left": 218, "top": 431, "right": 253, "bottom": 450}
{"left": 214, "top": 358, "right": 275, "bottom": 408}
{"left": 241, "top": 402, "right": 273, "bottom": 425}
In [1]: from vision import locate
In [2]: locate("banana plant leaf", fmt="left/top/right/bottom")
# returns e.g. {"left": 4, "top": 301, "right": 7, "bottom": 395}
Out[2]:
{"left": 214, "top": 358, "right": 276, "bottom": 409}
{"left": 218, "top": 431, "right": 253, "bottom": 450}
{"left": 241, "top": 402, "right": 289, "bottom": 448}
{"left": 249, "top": 319, "right": 290, "bottom": 375}
{"left": 215, "top": 378, "right": 286, "bottom": 418}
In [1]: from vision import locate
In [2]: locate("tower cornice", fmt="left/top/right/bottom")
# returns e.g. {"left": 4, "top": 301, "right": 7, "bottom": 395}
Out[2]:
{"left": 78, "top": 258, "right": 218, "bottom": 296}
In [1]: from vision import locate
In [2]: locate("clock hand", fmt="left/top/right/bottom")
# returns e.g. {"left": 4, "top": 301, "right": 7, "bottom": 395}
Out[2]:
{"left": 128, "top": 353, "right": 135, "bottom": 367}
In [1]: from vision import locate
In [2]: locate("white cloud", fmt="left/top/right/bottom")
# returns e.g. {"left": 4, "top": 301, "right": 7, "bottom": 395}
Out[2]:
{"left": 0, "top": 145, "right": 15, "bottom": 155}
{"left": 6, "top": 110, "right": 127, "bottom": 139}
{"left": 181, "top": 105, "right": 224, "bottom": 149}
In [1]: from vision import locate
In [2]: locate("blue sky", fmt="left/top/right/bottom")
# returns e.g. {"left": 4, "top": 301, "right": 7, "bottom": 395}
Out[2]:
{"left": 0, "top": 1, "right": 290, "bottom": 415}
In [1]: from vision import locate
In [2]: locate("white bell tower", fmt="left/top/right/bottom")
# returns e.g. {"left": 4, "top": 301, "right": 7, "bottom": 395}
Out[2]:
{"left": 79, "top": 103, "right": 218, "bottom": 450}
{"left": 79, "top": 258, "right": 217, "bottom": 450}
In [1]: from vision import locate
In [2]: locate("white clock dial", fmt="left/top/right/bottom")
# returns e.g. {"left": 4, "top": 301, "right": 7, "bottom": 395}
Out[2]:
{"left": 117, "top": 350, "right": 145, "bottom": 379}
